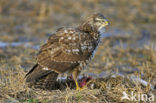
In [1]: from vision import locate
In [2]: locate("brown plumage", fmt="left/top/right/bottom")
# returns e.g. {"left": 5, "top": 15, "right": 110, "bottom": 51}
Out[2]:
{"left": 25, "top": 13, "right": 109, "bottom": 90}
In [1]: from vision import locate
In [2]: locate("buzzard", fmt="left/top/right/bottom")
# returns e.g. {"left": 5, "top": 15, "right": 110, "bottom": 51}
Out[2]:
{"left": 25, "top": 13, "right": 109, "bottom": 90}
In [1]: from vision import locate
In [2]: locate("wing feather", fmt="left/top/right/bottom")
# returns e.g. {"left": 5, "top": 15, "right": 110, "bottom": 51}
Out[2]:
{"left": 37, "top": 28, "right": 96, "bottom": 73}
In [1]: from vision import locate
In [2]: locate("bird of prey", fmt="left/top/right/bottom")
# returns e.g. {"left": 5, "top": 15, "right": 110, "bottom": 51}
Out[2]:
{"left": 25, "top": 13, "right": 109, "bottom": 90}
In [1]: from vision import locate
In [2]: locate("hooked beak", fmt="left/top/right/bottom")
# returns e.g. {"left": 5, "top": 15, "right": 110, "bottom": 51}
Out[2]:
{"left": 103, "top": 19, "right": 109, "bottom": 27}
{"left": 98, "top": 19, "right": 109, "bottom": 33}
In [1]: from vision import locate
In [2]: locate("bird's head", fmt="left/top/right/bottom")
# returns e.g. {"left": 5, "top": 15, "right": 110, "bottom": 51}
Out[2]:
{"left": 92, "top": 13, "right": 109, "bottom": 33}
{"left": 79, "top": 13, "right": 109, "bottom": 33}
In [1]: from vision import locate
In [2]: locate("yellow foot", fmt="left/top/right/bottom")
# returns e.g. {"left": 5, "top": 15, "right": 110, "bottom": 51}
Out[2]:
{"left": 76, "top": 86, "right": 82, "bottom": 90}
{"left": 75, "top": 80, "right": 82, "bottom": 90}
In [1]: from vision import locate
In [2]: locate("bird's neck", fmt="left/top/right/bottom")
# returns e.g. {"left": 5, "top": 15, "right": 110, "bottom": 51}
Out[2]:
{"left": 77, "top": 23, "right": 100, "bottom": 40}
{"left": 78, "top": 23, "right": 97, "bottom": 33}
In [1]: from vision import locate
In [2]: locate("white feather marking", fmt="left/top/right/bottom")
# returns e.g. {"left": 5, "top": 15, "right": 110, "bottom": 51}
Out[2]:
{"left": 60, "top": 37, "right": 64, "bottom": 40}
{"left": 81, "top": 45, "right": 88, "bottom": 50}
{"left": 73, "top": 37, "right": 76, "bottom": 40}
{"left": 72, "top": 49, "right": 79, "bottom": 52}
{"left": 67, "top": 49, "right": 71, "bottom": 53}
{"left": 43, "top": 67, "right": 49, "bottom": 70}
{"left": 68, "top": 36, "right": 72, "bottom": 39}
{"left": 69, "top": 31, "right": 74, "bottom": 33}
{"left": 95, "top": 18, "right": 102, "bottom": 21}
{"left": 64, "top": 30, "right": 68, "bottom": 33}
{"left": 98, "top": 27, "right": 105, "bottom": 34}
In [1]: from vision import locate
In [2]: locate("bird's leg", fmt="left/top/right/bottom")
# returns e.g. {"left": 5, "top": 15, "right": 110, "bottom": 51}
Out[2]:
{"left": 75, "top": 80, "right": 80, "bottom": 90}
{"left": 72, "top": 69, "right": 81, "bottom": 90}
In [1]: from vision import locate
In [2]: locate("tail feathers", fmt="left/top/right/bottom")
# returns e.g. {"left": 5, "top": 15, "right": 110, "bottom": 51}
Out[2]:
{"left": 25, "top": 64, "right": 38, "bottom": 77}
{"left": 25, "top": 64, "right": 53, "bottom": 82}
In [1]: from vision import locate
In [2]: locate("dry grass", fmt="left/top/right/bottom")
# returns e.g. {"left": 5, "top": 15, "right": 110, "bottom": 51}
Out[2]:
{"left": 0, "top": 45, "right": 155, "bottom": 103}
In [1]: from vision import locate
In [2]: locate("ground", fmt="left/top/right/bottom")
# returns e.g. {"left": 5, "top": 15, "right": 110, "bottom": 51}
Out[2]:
{"left": 0, "top": 0, "right": 156, "bottom": 103}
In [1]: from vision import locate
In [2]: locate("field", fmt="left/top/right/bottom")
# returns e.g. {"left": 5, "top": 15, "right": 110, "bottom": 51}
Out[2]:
{"left": 0, "top": 0, "right": 156, "bottom": 102}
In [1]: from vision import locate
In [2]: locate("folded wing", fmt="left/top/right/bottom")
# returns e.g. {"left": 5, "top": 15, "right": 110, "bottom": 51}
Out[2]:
{"left": 37, "top": 28, "right": 96, "bottom": 73}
